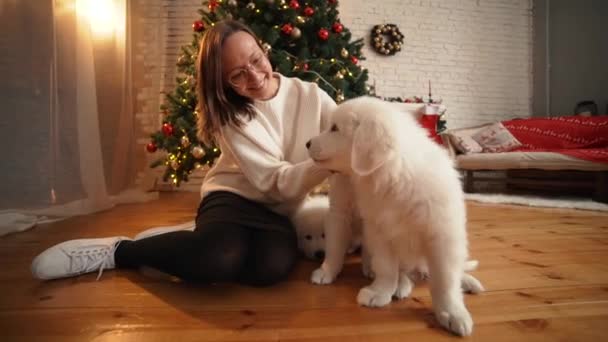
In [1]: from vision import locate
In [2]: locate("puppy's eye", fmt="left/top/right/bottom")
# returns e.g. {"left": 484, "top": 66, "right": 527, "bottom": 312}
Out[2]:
{"left": 305, "top": 235, "right": 312, "bottom": 240}
{"left": 330, "top": 124, "right": 338, "bottom": 132}
{"left": 321, "top": 233, "right": 325, "bottom": 239}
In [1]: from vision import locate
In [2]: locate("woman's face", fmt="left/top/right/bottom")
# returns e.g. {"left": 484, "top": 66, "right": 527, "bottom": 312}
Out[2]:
{"left": 221, "top": 31, "right": 276, "bottom": 100}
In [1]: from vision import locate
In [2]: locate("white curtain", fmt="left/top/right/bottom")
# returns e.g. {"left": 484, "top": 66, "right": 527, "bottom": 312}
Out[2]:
{"left": 0, "top": 0, "right": 156, "bottom": 236}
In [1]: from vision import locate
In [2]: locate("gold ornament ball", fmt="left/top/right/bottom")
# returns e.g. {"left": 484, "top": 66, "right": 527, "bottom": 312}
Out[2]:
{"left": 335, "top": 72, "right": 344, "bottom": 79}
{"left": 341, "top": 48, "right": 349, "bottom": 58}
{"left": 290, "top": 27, "right": 301, "bottom": 39}
{"left": 296, "top": 16, "right": 306, "bottom": 24}
{"left": 246, "top": 2, "right": 255, "bottom": 9}
{"left": 262, "top": 43, "right": 272, "bottom": 53}
{"left": 336, "top": 93, "right": 345, "bottom": 103}
{"left": 192, "top": 146, "right": 206, "bottom": 159}
{"left": 181, "top": 135, "right": 191, "bottom": 148}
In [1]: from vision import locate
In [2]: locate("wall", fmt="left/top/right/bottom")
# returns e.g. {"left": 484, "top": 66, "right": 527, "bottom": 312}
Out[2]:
{"left": 131, "top": 0, "right": 534, "bottom": 189}
{"left": 339, "top": 0, "right": 533, "bottom": 128}
{"left": 533, "top": 0, "right": 608, "bottom": 116}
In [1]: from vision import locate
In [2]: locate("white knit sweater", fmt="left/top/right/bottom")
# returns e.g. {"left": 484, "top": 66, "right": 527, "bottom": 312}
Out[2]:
{"left": 200, "top": 73, "right": 336, "bottom": 215}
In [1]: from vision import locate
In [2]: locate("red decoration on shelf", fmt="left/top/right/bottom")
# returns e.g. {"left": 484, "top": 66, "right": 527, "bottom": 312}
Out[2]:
{"left": 162, "top": 123, "right": 174, "bottom": 137}
{"left": 332, "top": 22, "right": 343, "bottom": 33}
{"left": 146, "top": 142, "right": 158, "bottom": 153}
{"left": 318, "top": 28, "right": 329, "bottom": 41}
{"left": 192, "top": 20, "right": 204, "bottom": 32}
{"left": 350, "top": 56, "right": 358, "bottom": 64}
{"left": 289, "top": 0, "right": 300, "bottom": 10}
{"left": 303, "top": 6, "right": 314, "bottom": 16}
{"left": 281, "top": 23, "right": 294, "bottom": 35}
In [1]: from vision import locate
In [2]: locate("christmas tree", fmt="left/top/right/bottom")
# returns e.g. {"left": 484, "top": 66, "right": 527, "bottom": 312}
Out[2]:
{"left": 147, "top": 0, "right": 369, "bottom": 186}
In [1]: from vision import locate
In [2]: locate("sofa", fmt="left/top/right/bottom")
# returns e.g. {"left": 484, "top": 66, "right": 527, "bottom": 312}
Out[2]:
{"left": 441, "top": 115, "right": 608, "bottom": 203}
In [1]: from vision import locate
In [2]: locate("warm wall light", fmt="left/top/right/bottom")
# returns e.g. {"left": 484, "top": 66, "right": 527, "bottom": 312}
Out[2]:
{"left": 76, "top": 0, "right": 117, "bottom": 37}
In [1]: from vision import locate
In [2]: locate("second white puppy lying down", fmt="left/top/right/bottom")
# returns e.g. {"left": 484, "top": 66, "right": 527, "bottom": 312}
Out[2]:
{"left": 306, "top": 96, "right": 480, "bottom": 336}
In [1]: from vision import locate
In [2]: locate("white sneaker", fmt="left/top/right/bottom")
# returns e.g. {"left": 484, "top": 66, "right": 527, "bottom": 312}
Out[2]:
{"left": 134, "top": 221, "right": 195, "bottom": 240}
{"left": 31, "top": 236, "right": 131, "bottom": 280}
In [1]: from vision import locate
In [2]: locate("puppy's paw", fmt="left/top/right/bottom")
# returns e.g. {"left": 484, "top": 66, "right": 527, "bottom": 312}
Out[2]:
{"left": 393, "top": 273, "right": 413, "bottom": 300}
{"left": 357, "top": 287, "right": 392, "bottom": 307}
{"left": 435, "top": 306, "right": 473, "bottom": 336}
{"left": 311, "top": 267, "right": 335, "bottom": 285}
{"left": 461, "top": 273, "right": 485, "bottom": 294}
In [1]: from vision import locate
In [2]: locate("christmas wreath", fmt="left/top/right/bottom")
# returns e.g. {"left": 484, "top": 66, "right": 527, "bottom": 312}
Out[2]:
{"left": 370, "top": 24, "right": 404, "bottom": 56}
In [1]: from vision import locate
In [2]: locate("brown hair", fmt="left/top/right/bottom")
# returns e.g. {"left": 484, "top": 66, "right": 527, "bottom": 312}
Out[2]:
{"left": 195, "top": 20, "right": 264, "bottom": 145}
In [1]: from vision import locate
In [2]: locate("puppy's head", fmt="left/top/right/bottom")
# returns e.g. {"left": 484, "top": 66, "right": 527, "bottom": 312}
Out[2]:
{"left": 292, "top": 196, "right": 328, "bottom": 261}
{"left": 308, "top": 96, "right": 398, "bottom": 176}
{"left": 296, "top": 219, "right": 326, "bottom": 261}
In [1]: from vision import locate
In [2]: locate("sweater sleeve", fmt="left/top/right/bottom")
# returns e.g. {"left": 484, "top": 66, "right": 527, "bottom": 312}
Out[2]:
{"left": 219, "top": 121, "right": 331, "bottom": 202}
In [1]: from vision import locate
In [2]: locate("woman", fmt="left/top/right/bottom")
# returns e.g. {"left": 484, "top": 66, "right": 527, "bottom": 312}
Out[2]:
{"left": 31, "top": 20, "right": 336, "bottom": 287}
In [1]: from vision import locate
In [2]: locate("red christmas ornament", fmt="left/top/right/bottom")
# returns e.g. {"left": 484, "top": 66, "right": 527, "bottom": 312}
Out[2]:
{"left": 289, "top": 0, "right": 300, "bottom": 10}
{"left": 303, "top": 63, "right": 309, "bottom": 70}
{"left": 162, "top": 123, "right": 174, "bottom": 137}
{"left": 304, "top": 6, "right": 315, "bottom": 16}
{"left": 318, "top": 28, "right": 329, "bottom": 41}
{"left": 328, "top": 0, "right": 337, "bottom": 5}
{"left": 332, "top": 22, "right": 343, "bottom": 33}
{"left": 146, "top": 142, "right": 157, "bottom": 153}
{"left": 281, "top": 23, "right": 294, "bottom": 35}
{"left": 350, "top": 56, "right": 359, "bottom": 64}
{"left": 208, "top": 0, "right": 219, "bottom": 12}
{"left": 192, "top": 20, "right": 204, "bottom": 32}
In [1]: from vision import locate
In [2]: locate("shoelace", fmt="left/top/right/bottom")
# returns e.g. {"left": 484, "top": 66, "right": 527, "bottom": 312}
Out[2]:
{"left": 65, "top": 245, "right": 115, "bottom": 281}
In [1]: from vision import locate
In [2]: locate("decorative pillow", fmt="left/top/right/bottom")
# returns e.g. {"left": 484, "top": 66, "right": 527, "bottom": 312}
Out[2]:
{"left": 446, "top": 126, "right": 486, "bottom": 154}
{"left": 471, "top": 122, "right": 522, "bottom": 152}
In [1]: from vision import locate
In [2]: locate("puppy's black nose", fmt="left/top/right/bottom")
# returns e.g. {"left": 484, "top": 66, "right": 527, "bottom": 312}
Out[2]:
{"left": 314, "top": 250, "right": 325, "bottom": 260}
{"left": 305, "top": 140, "right": 311, "bottom": 149}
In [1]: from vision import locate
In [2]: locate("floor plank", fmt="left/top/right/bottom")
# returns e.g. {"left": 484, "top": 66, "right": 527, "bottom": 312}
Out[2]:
{"left": 1, "top": 192, "right": 607, "bottom": 341}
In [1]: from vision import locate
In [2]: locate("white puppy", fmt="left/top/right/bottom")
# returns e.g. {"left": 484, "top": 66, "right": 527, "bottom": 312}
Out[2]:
{"left": 291, "top": 193, "right": 363, "bottom": 261}
{"left": 307, "top": 96, "right": 478, "bottom": 336}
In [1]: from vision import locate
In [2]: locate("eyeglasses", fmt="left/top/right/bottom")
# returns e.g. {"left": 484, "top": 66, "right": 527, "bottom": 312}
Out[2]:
{"left": 226, "top": 52, "right": 267, "bottom": 87}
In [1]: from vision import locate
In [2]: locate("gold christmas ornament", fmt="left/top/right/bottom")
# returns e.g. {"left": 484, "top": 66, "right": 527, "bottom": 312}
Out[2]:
{"left": 290, "top": 27, "right": 301, "bottom": 39}
{"left": 262, "top": 42, "right": 272, "bottom": 53}
{"left": 335, "top": 72, "right": 344, "bottom": 79}
{"left": 340, "top": 48, "right": 349, "bottom": 58}
{"left": 192, "top": 146, "right": 206, "bottom": 159}
{"left": 296, "top": 16, "right": 306, "bottom": 24}
{"left": 336, "top": 91, "right": 345, "bottom": 103}
{"left": 181, "top": 135, "right": 191, "bottom": 148}
{"left": 246, "top": 2, "right": 255, "bottom": 9}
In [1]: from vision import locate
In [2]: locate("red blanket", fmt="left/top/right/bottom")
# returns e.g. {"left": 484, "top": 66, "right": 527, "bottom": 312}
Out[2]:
{"left": 502, "top": 115, "right": 608, "bottom": 164}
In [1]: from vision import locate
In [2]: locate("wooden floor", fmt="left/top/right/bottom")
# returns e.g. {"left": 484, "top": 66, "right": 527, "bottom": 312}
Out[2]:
{"left": 1, "top": 192, "right": 608, "bottom": 341}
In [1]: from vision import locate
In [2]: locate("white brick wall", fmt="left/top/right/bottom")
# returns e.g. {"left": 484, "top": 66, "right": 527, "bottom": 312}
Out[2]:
{"left": 133, "top": 0, "right": 534, "bottom": 189}
{"left": 339, "top": 0, "right": 534, "bottom": 129}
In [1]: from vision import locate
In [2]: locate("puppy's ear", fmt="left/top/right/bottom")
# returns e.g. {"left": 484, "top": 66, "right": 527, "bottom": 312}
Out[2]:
{"left": 351, "top": 114, "right": 393, "bottom": 176}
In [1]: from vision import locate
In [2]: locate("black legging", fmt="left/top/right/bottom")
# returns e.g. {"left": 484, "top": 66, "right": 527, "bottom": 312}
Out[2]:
{"left": 114, "top": 192, "right": 298, "bottom": 287}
